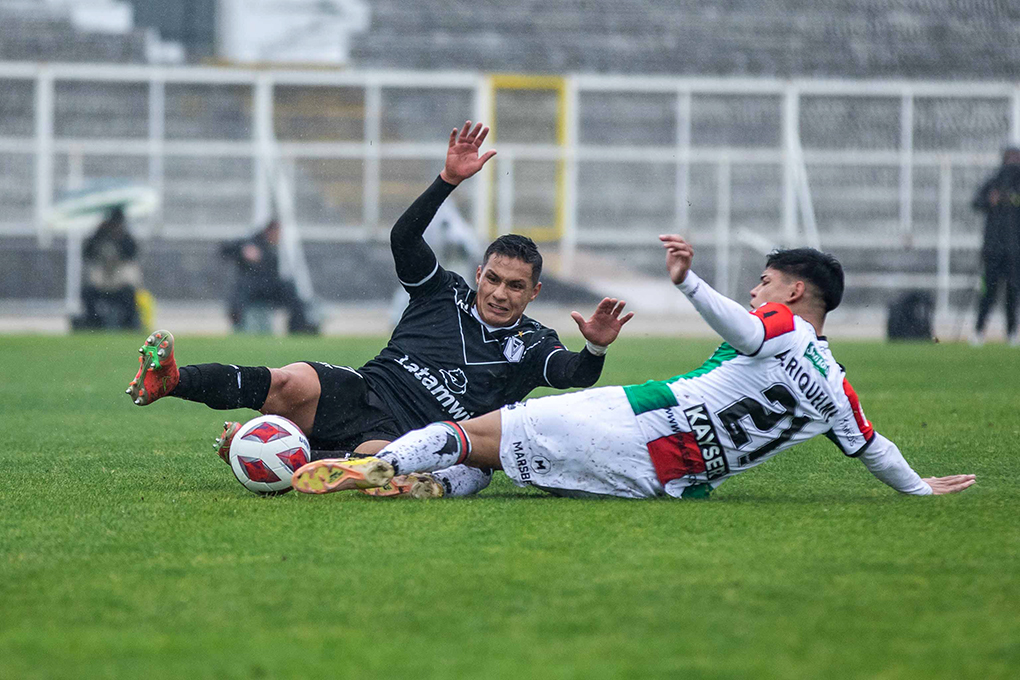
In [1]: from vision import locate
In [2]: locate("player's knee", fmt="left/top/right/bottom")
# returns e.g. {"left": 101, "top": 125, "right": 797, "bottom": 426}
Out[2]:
{"left": 268, "top": 363, "right": 319, "bottom": 409}
{"left": 461, "top": 412, "right": 504, "bottom": 469}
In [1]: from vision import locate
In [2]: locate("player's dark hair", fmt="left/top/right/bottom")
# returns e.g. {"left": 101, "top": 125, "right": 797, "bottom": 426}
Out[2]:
{"left": 765, "top": 248, "right": 844, "bottom": 313}
{"left": 483, "top": 234, "right": 543, "bottom": 285}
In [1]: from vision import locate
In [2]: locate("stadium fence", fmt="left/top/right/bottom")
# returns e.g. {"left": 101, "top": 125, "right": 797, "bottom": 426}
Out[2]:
{"left": 1, "top": 61, "right": 1018, "bottom": 315}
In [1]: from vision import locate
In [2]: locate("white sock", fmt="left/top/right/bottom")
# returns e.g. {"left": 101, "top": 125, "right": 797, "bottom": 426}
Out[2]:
{"left": 378, "top": 422, "right": 470, "bottom": 475}
{"left": 432, "top": 465, "right": 493, "bottom": 497}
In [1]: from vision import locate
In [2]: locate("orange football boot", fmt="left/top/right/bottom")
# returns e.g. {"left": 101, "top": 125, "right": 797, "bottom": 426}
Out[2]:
{"left": 214, "top": 421, "right": 242, "bottom": 464}
{"left": 126, "top": 330, "right": 179, "bottom": 406}
{"left": 290, "top": 457, "right": 394, "bottom": 495}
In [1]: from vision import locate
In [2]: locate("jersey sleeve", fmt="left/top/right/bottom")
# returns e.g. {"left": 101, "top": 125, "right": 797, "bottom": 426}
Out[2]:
{"left": 401, "top": 263, "right": 457, "bottom": 301}
{"left": 524, "top": 330, "right": 605, "bottom": 389}
{"left": 749, "top": 302, "right": 798, "bottom": 355}
{"left": 824, "top": 376, "right": 876, "bottom": 456}
{"left": 675, "top": 271, "right": 766, "bottom": 355}
{"left": 391, "top": 175, "right": 457, "bottom": 299}
{"left": 855, "top": 433, "right": 932, "bottom": 495}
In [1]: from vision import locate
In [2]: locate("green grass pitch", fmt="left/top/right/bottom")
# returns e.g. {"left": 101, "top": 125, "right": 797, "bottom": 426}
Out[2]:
{"left": 1, "top": 333, "right": 1017, "bottom": 679}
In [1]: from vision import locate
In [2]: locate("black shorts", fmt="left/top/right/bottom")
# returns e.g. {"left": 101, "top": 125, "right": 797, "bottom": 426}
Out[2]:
{"left": 303, "top": 362, "right": 402, "bottom": 452}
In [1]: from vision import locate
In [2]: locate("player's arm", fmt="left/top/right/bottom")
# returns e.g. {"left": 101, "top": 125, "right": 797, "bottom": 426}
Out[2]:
{"left": 852, "top": 433, "right": 931, "bottom": 494}
{"left": 854, "top": 435, "right": 975, "bottom": 495}
{"left": 542, "top": 342, "right": 606, "bottom": 389}
{"left": 660, "top": 234, "right": 766, "bottom": 355}
{"left": 541, "top": 298, "right": 634, "bottom": 388}
{"left": 390, "top": 176, "right": 455, "bottom": 289}
{"left": 391, "top": 121, "right": 496, "bottom": 292}
{"left": 829, "top": 379, "right": 975, "bottom": 495}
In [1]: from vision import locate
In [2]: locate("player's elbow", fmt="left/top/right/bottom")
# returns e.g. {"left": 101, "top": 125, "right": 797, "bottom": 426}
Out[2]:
{"left": 545, "top": 372, "right": 587, "bottom": 390}
{"left": 734, "top": 342, "right": 761, "bottom": 356}
{"left": 389, "top": 226, "right": 405, "bottom": 250}
{"left": 563, "top": 362, "right": 602, "bottom": 389}
{"left": 725, "top": 334, "right": 762, "bottom": 356}
{"left": 389, "top": 216, "right": 419, "bottom": 245}
{"left": 724, "top": 324, "right": 766, "bottom": 357}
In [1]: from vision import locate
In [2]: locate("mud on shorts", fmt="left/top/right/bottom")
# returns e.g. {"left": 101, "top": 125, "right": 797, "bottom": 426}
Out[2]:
{"left": 303, "top": 362, "right": 402, "bottom": 452}
{"left": 497, "top": 386, "right": 665, "bottom": 499}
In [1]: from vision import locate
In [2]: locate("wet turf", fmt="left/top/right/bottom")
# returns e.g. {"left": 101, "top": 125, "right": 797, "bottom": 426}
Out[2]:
{"left": 1, "top": 333, "right": 1016, "bottom": 679}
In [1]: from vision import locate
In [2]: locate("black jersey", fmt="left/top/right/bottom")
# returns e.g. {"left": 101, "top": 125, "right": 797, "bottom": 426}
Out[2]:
{"left": 357, "top": 175, "right": 604, "bottom": 433}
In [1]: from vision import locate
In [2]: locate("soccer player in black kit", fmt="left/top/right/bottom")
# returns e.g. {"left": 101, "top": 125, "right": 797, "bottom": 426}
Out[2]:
{"left": 126, "top": 121, "right": 634, "bottom": 497}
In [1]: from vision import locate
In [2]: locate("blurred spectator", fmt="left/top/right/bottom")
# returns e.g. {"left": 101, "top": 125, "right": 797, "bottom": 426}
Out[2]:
{"left": 972, "top": 147, "right": 1020, "bottom": 346}
{"left": 72, "top": 206, "right": 142, "bottom": 330}
{"left": 221, "top": 219, "right": 319, "bottom": 334}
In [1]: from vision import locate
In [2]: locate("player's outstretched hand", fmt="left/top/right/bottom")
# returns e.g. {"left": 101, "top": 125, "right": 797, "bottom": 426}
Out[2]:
{"left": 440, "top": 121, "right": 497, "bottom": 186}
{"left": 922, "top": 474, "right": 976, "bottom": 495}
{"left": 660, "top": 234, "right": 694, "bottom": 285}
{"left": 571, "top": 298, "right": 634, "bottom": 347}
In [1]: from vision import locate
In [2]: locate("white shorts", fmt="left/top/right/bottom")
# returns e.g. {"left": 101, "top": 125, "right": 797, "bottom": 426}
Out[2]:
{"left": 498, "top": 386, "right": 664, "bottom": 499}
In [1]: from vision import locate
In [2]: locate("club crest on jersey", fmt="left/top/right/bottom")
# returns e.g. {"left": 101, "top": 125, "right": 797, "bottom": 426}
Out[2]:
{"left": 503, "top": 335, "right": 525, "bottom": 363}
{"left": 440, "top": 368, "right": 468, "bottom": 395}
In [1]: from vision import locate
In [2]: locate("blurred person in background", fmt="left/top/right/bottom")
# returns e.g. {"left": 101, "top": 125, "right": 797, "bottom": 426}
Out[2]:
{"left": 72, "top": 206, "right": 142, "bottom": 330}
{"left": 220, "top": 219, "right": 320, "bottom": 334}
{"left": 972, "top": 146, "right": 1020, "bottom": 346}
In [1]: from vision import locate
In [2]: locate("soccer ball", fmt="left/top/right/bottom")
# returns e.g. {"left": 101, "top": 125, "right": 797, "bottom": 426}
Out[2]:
{"left": 228, "top": 415, "right": 311, "bottom": 495}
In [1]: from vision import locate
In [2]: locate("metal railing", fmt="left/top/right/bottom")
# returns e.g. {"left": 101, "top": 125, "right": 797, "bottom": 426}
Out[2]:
{"left": 2, "top": 61, "right": 1018, "bottom": 312}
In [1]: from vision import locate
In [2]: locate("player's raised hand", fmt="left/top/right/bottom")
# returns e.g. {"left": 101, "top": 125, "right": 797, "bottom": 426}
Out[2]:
{"left": 660, "top": 234, "right": 694, "bottom": 285}
{"left": 571, "top": 298, "right": 634, "bottom": 347}
{"left": 440, "top": 121, "right": 497, "bottom": 186}
{"left": 922, "top": 474, "right": 977, "bottom": 495}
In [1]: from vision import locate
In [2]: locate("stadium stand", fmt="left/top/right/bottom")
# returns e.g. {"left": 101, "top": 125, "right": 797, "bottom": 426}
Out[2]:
{"left": 0, "top": 0, "right": 1015, "bottom": 323}
{"left": 348, "top": 1, "right": 1020, "bottom": 79}
{"left": 0, "top": 11, "right": 147, "bottom": 64}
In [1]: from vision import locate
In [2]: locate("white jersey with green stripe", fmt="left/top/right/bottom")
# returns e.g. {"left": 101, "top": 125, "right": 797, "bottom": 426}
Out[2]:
{"left": 622, "top": 311, "right": 874, "bottom": 498}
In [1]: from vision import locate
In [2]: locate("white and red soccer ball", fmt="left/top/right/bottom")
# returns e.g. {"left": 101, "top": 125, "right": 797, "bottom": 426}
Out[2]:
{"left": 229, "top": 415, "right": 311, "bottom": 495}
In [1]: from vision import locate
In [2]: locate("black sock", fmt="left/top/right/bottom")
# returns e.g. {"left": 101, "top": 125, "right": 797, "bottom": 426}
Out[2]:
{"left": 171, "top": 364, "right": 272, "bottom": 411}
{"left": 310, "top": 449, "right": 354, "bottom": 461}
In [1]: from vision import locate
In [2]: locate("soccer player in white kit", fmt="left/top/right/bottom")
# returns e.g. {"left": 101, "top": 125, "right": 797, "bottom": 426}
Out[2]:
{"left": 291, "top": 235, "right": 976, "bottom": 499}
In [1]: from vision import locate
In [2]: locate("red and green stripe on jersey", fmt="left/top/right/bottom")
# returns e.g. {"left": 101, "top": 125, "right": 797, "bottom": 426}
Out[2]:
{"left": 623, "top": 343, "right": 739, "bottom": 488}
{"left": 622, "top": 302, "right": 794, "bottom": 415}
{"left": 622, "top": 342, "right": 739, "bottom": 415}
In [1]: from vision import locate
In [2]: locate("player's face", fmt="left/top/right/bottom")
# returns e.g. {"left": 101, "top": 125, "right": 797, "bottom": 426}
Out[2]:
{"left": 475, "top": 255, "right": 541, "bottom": 326}
{"left": 749, "top": 268, "right": 799, "bottom": 309}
